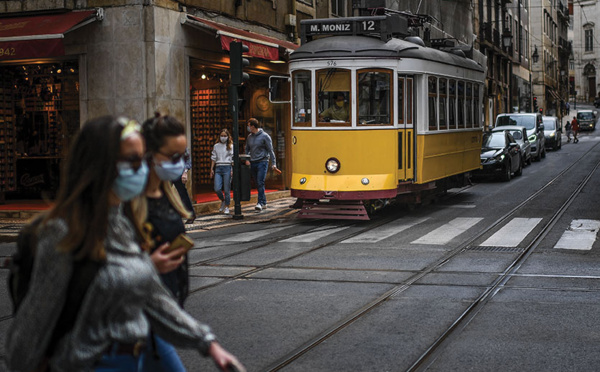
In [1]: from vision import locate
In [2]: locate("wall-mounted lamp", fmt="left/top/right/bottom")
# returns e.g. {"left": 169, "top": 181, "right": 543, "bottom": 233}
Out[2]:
{"left": 532, "top": 45, "right": 539, "bottom": 63}
{"left": 501, "top": 29, "right": 513, "bottom": 48}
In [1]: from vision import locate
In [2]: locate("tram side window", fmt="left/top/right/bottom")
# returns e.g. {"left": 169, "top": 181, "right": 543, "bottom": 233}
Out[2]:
{"left": 358, "top": 69, "right": 392, "bottom": 126}
{"left": 457, "top": 81, "right": 465, "bottom": 128}
{"left": 398, "top": 77, "right": 404, "bottom": 125}
{"left": 428, "top": 76, "right": 438, "bottom": 131}
{"left": 439, "top": 78, "right": 448, "bottom": 130}
{"left": 317, "top": 68, "right": 351, "bottom": 127}
{"left": 466, "top": 83, "right": 473, "bottom": 128}
{"left": 406, "top": 78, "right": 413, "bottom": 125}
{"left": 293, "top": 70, "right": 312, "bottom": 127}
{"left": 449, "top": 79, "right": 456, "bottom": 129}
{"left": 474, "top": 85, "right": 481, "bottom": 127}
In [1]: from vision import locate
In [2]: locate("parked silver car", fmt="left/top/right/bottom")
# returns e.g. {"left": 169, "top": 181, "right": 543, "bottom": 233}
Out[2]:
{"left": 495, "top": 113, "right": 545, "bottom": 161}
{"left": 493, "top": 125, "right": 532, "bottom": 165}
{"left": 542, "top": 116, "right": 562, "bottom": 150}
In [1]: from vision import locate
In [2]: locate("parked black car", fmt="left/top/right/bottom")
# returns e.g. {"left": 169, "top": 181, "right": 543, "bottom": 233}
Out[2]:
{"left": 478, "top": 131, "right": 522, "bottom": 181}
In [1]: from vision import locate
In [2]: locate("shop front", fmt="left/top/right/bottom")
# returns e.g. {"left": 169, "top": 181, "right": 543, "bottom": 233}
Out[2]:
{"left": 181, "top": 15, "right": 297, "bottom": 199}
{"left": 0, "top": 10, "right": 101, "bottom": 202}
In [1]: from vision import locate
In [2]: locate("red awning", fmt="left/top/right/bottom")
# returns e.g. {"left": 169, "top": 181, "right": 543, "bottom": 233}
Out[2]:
{"left": 182, "top": 15, "right": 298, "bottom": 61}
{"left": 0, "top": 10, "right": 102, "bottom": 61}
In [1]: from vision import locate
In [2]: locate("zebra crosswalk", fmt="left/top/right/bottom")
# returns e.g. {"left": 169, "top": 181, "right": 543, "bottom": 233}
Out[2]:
{"left": 217, "top": 216, "right": 600, "bottom": 250}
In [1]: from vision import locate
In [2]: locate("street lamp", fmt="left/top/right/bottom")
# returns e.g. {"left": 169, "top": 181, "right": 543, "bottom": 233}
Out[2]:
{"left": 502, "top": 29, "right": 513, "bottom": 48}
{"left": 532, "top": 45, "right": 539, "bottom": 63}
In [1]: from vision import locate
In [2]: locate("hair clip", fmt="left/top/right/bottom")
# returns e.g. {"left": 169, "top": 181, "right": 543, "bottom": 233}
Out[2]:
{"left": 118, "top": 117, "right": 141, "bottom": 140}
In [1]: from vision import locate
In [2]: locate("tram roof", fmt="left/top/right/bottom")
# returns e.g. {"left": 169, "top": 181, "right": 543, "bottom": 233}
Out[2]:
{"left": 290, "top": 35, "right": 484, "bottom": 73}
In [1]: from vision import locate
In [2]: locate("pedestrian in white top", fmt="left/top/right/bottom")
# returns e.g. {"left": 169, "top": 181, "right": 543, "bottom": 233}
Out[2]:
{"left": 210, "top": 129, "right": 234, "bottom": 214}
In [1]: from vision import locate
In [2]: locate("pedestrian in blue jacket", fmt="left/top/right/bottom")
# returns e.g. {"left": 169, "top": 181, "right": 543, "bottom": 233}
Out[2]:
{"left": 244, "top": 118, "right": 279, "bottom": 211}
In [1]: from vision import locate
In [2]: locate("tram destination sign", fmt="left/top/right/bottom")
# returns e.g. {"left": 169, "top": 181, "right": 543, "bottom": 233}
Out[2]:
{"left": 300, "top": 15, "right": 408, "bottom": 43}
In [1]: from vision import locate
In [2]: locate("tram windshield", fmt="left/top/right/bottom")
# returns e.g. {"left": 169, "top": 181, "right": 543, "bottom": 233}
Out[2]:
{"left": 357, "top": 70, "right": 391, "bottom": 125}
{"left": 317, "top": 68, "right": 351, "bottom": 127}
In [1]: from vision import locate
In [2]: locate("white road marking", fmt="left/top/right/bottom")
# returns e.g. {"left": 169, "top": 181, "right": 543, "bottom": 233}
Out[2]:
{"left": 412, "top": 217, "right": 483, "bottom": 245}
{"left": 446, "top": 204, "right": 477, "bottom": 209}
{"left": 340, "top": 218, "right": 429, "bottom": 244}
{"left": 480, "top": 218, "right": 543, "bottom": 247}
{"left": 554, "top": 219, "right": 600, "bottom": 250}
{"left": 281, "top": 226, "right": 351, "bottom": 243}
{"left": 223, "top": 226, "right": 293, "bottom": 242}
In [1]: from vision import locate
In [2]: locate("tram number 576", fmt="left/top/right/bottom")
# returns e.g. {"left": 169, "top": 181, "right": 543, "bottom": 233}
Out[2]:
{"left": 327, "top": 61, "right": 337, "bottom": 67}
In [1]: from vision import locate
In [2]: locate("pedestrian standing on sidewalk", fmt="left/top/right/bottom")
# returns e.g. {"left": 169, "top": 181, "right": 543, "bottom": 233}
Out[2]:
{"left": 210, "top": 129, "right": 234, "bottom": 214}
{"left": 173, "top": 147, "right": 196, "bottom": 224}
{"left": 5, "top": 116, "right": 244, "bottom": 372}
{"left": 244, "top": 118, "right": 279, "bottom": 211}
{"left": 571, "top": 116, "right": 580, "bottom": 143}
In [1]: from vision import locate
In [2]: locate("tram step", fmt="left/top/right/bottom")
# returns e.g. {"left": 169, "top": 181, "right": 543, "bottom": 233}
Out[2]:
{"left": 298, "top": 200, "right": 370, "bottom": 220}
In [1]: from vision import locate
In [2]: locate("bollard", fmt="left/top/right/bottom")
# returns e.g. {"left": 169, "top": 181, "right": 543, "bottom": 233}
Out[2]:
{"left": 239, "top": 154, "right": 251, "bottom": 201}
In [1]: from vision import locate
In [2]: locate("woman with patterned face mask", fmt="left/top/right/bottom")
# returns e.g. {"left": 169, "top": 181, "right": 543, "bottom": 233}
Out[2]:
{"left": 210, "top": 129, "right": 234, "bottom": 214}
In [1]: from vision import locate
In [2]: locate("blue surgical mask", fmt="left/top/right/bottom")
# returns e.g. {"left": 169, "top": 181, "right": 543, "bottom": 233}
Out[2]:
{"left": 154, "top": 158, "right": 185, "bottom": 181}
{"left": 247, "top": 126, "right": 252, "bottom": 133}
{"left": 112, "top": 161, "right": 148, "bottom": 201}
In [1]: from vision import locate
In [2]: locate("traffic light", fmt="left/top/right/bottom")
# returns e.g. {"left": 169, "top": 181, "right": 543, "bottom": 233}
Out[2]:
{"left": 533, "top": 97, "right": 538, "bottom": 112}
{"left": 230, "top": 41, "right": 249, "bottom": 86}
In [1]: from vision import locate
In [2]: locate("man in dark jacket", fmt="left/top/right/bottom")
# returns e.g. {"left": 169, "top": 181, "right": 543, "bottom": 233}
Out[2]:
{"left": 245, "top": 118, "right": 279, "bottom": 211}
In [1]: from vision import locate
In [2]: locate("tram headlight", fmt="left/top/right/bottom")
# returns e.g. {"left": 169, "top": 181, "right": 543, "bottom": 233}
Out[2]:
{"left": 299, "top": 177, "right": 307, "bottom": 185}
{"left": 361, "top": 178, "right": 370, "bottom": 185}
{"left": 325, "top": 157, "right": 341, "bottom": 173}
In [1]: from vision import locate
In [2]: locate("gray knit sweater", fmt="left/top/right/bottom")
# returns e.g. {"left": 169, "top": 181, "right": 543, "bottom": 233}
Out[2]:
{"left": 5, "top": 206, "right": 215, "bottom": 371}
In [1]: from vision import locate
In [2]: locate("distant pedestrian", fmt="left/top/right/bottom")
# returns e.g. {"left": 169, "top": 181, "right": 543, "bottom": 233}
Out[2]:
{"left": 571, "top": 116, "right": 579, "bottom": 143}
{"left": 6, "top": 116, "right": 245, "bottom": 372}
{"left": 245, "top": 118, "right": 280, "bottom": 211}
{"left": 565, "top": 120, "right": 572, "bottom": 142}
{"left": 566, "top": 101, "right": 570, "bottom": 115}
{"left": 211, "top": 128, "right": 234, "bottom": 214}
{"left": 173, "top": 147, "right": 197, "bottom": 224}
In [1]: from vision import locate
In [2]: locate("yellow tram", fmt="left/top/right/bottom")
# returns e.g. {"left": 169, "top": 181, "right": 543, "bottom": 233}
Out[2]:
{"left": 289, "top": 14, "right": 486, "bottom": 220}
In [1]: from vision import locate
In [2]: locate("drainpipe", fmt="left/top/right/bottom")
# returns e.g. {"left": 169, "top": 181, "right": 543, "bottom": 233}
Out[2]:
{"left": 291, "top": 0, "right": 297, "bottom": 42}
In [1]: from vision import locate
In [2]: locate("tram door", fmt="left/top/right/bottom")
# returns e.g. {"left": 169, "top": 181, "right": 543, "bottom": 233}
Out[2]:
{"left": 397, "top": 75, "right": 415, "bottom": 181}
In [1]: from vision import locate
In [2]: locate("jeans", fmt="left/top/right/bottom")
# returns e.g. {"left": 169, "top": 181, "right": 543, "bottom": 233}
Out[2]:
{"left": 214, "top": 165, "right": 232, "bottom": 205}
{"left": 142, "top": 336, "right": 186, "bottom": 372}
{"left": 94, "top": 346, "right": 145, "bottom": 372}
{"left": 251, "top": 161, "right": 269, "bottom": 206}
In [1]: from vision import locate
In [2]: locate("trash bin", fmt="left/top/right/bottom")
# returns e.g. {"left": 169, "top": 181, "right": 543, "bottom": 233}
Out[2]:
{"left": 239, "top": 154, "right": 251, "bottom": 201}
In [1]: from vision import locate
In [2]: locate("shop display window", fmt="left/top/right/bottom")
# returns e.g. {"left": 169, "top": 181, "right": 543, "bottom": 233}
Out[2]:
{"left": 0, "top": 61, "right": 79, "bottom": 197}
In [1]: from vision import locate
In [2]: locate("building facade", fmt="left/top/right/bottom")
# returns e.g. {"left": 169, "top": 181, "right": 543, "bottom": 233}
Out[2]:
{"left": 530, "top": 0, "right": 570, "bottom": 117}
{"left": 1, "top": 0, "right": 357, "bottom": 201}
{"left": 569, "top": 0, "right": 598, "bottom": 104}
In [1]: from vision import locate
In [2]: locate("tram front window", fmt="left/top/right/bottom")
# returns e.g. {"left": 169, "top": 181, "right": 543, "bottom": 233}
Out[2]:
{"left": 293, "top": 70, "right": 312, "bottom": 127}
{"left": 358, "top": 70, "right": 391, "bottom": 125}
{"left": 317, "top": 68, "right": 351, "bottom": 127}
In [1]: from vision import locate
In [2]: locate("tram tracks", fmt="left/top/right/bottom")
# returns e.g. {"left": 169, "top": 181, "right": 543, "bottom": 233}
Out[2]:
{"left": 260, "top": 141, "right": 600, "bottom": 372}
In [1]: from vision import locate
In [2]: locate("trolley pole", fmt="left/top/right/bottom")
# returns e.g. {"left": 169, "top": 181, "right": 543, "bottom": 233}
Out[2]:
{"left": 229, "top": 41, "right": 249, "bottom": 220}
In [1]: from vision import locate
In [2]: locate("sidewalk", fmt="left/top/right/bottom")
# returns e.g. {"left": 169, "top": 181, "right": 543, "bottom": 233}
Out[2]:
{"left": 0, "top": 190, "right": 298, "bottom": 242}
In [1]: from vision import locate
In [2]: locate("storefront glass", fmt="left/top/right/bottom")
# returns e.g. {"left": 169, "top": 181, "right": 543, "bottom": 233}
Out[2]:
{"left": 0, "top": 61, "right": 79, "bottom": 199}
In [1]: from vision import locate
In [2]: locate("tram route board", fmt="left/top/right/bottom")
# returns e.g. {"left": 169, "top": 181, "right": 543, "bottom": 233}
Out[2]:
{"left": 300, "top": 15, "right": 408, "bottom": 43}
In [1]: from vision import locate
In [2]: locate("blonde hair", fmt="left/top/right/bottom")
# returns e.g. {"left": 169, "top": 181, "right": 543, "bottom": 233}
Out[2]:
{"left": 128, "top": 181, "right": 192, "bottom": 251}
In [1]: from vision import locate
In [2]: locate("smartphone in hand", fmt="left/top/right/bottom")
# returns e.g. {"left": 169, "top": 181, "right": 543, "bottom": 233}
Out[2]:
{"left": 165, "top": 233, "right": 194, "bottom": 254}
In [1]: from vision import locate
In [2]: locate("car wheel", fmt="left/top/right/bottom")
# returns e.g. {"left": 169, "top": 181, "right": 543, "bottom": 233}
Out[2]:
{"left": 515, "top": 156, "right": 523, "bottom": 176}
{"left": 527, "top": 155, "right": 532, "bottom": 165}
{"left": 541, "top": 147, "right": 546, "bottom": 158}
{"left": 501, "top": 160, "right": 512, "bottom": 182}
{"left": 535, "top": 150, "right": 541, "bottom": 162}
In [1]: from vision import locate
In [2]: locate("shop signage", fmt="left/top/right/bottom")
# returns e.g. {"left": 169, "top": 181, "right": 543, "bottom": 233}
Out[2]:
{"left": 0, "top": 11, "right": 96, "bottom": 61}
{"left": 0, "top": 39, "right": 64, "bottom": 61}
{"left": 220, "top": 35, "right": 279, "bottom": 61}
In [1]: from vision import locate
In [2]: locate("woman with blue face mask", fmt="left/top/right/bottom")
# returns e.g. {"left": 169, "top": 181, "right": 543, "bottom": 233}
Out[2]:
{"left": 6, "top": 116, "right": 244, "bottom": 372}
{"left": 130, "top": 113, "right": 195, "bottom": 372}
